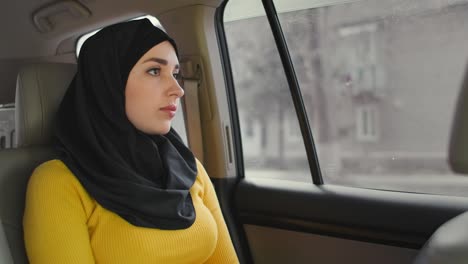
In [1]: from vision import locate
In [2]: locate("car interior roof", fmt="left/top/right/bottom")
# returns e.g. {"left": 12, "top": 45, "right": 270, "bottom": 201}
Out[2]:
{"left": 0, "top": 0, "right": 222, "bottom": 104}
{"left": 1, "top": 0, "right": 221, "bottom": 59}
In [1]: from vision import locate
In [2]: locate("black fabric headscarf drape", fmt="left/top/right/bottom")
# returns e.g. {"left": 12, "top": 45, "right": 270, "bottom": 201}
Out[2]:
{"left": 54, "top": 18, "right": 198, "bottom": 229}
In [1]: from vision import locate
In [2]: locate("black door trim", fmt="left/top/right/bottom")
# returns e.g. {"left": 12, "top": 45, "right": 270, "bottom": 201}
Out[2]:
{"left": 236, "top": 178, "right": 468, "bottom": 248}
{"left": 261, "top": 0, "right": 323, "bottom": 184}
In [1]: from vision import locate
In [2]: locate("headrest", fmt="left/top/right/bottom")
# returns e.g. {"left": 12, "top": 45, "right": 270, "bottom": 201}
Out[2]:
{"left": 15, "top": 63, "right": 76, "bottom": 147}
{"left": 449, "top": 64, "right": 468, "bottom": 174}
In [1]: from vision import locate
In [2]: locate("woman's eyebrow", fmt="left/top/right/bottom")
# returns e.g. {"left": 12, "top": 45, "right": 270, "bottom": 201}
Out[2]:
{"left": 143, "top": 57, "right": 180, "bottom": 69}
{"left": 143, "top": 57, "right": 168, "bottom": 64}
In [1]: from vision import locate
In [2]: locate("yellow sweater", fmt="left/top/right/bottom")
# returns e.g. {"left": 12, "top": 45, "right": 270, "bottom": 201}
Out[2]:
{"left": 23, "top": 159, "right": 239, "bottom": 264}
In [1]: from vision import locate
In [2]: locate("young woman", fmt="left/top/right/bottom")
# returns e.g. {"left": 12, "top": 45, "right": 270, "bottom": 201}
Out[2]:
{"left": 23, "top": 18, "right": 239, "bottom": 264}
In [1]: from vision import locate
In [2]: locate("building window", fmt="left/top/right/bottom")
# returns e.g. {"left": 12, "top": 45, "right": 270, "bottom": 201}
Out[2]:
{"left": 246, "top": 117, "right": 254, "bottom": 137}
{"left": 356, "top": 105, "right": 379, "bottom": 142}
{"left": 337, "top": 22, "right": 384, "bottom": 97}
{"left": 10, "top": 129, "right": 15, "bottom": 148}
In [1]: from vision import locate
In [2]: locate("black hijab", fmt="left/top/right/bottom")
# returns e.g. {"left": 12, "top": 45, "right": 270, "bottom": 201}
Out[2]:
{"left": 54, "top": 18, "right": 198, "bottom": 229}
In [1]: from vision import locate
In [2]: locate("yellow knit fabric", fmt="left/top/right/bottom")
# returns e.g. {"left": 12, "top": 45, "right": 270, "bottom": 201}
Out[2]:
{"left": 23, "top": 159, "right": 239, "bottom": 264}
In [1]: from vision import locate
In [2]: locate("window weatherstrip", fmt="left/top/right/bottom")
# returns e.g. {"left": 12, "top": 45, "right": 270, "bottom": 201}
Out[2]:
{"left": 215, "top": 1, "right": 246, "bottom": 180}
{"left": 261, "top": 0, "right": 324, "bottom": 185}
{"left": 215, "top": 4, "right": 255, "bottom": 264}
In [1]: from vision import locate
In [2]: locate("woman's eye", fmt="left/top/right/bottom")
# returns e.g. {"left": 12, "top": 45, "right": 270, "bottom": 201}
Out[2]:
{"left": 147, "top": 68, "right": 161, "bottom": 76}
{"left": 173, "top": 73, "right": 181, "bottom": 79}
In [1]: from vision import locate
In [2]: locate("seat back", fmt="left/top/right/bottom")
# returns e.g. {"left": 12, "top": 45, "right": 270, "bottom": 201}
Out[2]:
{"left": 0, "top": 63, "right": 76, "bottom": 263}
{"left": 0, "top": 219, "right": 13, "bottom": 264}
{"left": 449, "top": 63, "right": 468, "bottom": 173}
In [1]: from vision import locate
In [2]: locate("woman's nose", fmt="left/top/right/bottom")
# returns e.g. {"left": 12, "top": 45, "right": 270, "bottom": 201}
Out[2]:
{"left": 169, "top": 77, "right": 184, "bottom": 98}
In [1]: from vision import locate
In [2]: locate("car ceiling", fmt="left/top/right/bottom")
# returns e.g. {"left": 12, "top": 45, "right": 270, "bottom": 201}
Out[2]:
{"left": 0, "top": 0, "right": 221, "bottom": 59}
{"left": 0, "top": 0, "right": 221, "bottom": 104}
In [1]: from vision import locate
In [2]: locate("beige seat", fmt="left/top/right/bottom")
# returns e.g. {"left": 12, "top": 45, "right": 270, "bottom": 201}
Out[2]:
{"left": 0, "top": 63, "right": 76, "bottom": 263}
{"left": 0, "top": 222, "right": 13, "bottom": 263}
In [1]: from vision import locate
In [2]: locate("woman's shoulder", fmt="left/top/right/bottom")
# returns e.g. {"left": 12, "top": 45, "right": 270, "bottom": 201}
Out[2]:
{"left": 194, "top": 158, "right": 209, "bottom": 181}
{"left": 193, "top": 158, "right": 216, "bottom": 194}
{"left": 27, "top": 159, "right": 83, "bottom": 195}
{"left": 34, "top": 159, "right": 69, "bottom": 172}
{"left": 31, "top": 159, "right": 73, "bottom": 179}
{"left": 25, "top": 160, "right": 96, "bottom": 221}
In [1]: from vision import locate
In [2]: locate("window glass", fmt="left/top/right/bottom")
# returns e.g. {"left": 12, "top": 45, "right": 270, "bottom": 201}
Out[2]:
{"left": 0, "top": 104, "right": 15, "bottom": 149}
{"left": 224, "top": 1, "right": 311, "bottom": 182}
{"left": 225, "top": 0, "right": 468, "bottom": 196}
{"left": 0, "top": 60, "right": 21, "bottom": 149}
{"left": 269, "top": 0, "right": 468, "bottom": 195}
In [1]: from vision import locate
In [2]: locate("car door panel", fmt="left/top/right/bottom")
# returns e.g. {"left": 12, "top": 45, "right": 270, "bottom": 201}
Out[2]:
{"left": 245, "top": 224, "right": 417, "bottom": 264}
{"left": 232, "top": 178, "right": 468, "bottom": 263}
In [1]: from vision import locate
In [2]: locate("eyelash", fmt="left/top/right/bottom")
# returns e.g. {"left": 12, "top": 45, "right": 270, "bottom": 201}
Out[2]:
{"left": 148, "top": 68, "right": 161, "bottom": 76}
{"left": 147, "top": 68, "right": 181, "bottom": 80}
{"left": 147, "top": 68, "right": 161, "bottom": 76}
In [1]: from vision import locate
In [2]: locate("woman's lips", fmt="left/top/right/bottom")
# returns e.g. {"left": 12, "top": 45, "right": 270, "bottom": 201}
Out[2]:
{"left": 160, "top": 105, "right": 177, "bottom": 118}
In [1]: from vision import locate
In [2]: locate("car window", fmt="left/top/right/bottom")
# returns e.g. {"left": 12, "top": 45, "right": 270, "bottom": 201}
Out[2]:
{"left": 0, "top": 104, "right": 14, "bottom": 149}
{"left": 224, "top": 1, "right": 312, "bottom": 182}
{"left": 224, "top": 0, "right": 468, "bottom": 196}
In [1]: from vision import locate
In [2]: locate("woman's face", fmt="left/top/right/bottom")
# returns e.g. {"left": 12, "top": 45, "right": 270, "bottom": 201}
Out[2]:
{"left": 125, "top": 40, "right": 184, "bottom": 135}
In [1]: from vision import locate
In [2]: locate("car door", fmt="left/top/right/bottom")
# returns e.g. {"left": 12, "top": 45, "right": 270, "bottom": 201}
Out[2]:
{"left": 210, "top": 0, "right": 468, "bottom": 263}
